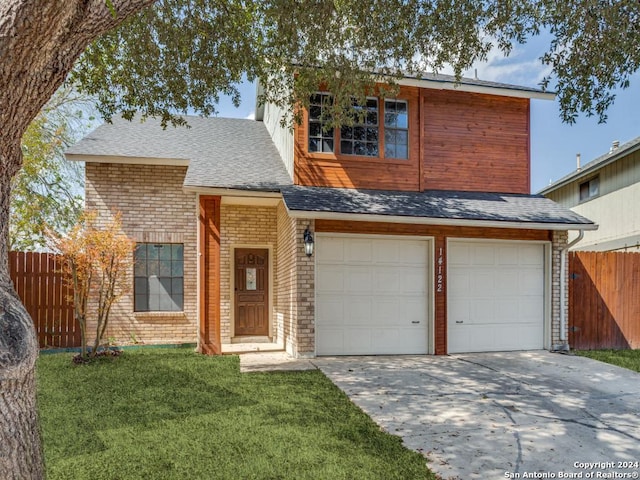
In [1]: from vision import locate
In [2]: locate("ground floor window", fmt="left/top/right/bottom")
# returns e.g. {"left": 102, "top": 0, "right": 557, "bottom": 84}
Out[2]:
{"left": 134, "top": 243, "right": 184, "bottom": 312}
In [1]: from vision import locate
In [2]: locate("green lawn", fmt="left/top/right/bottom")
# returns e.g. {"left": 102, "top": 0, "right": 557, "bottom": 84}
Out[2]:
{"left": 37, "top": 348, "right": 435, "bottom": 480}
{"left": 575, "top": 349, "right": 640, "bottom": 373}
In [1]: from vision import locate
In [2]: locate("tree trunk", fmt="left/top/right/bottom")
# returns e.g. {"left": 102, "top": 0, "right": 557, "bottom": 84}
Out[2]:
{"left": 0, "top": 370, "right": 43, "bottom": 480}
{"left": 0, "top": 1, "right": 156, "bottom": 478}
{"left": 0, "top": 163, "right": 43, "bottom": 479}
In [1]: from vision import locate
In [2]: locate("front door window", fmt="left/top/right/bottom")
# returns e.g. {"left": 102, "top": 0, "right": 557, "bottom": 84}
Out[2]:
{"left": 234, "top": 248, "right": 269, "bottom": 336}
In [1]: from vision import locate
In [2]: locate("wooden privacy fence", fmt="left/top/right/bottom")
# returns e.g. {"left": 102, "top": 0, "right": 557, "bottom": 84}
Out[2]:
{"left": 569, "top": 251, "right": 640, "bottom": 350}
{"left": 9, "top": 251, "right": 80, "bottom": 349}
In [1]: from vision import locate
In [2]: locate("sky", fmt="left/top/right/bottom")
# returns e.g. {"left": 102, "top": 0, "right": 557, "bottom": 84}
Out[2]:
{"left": 211, "top": 34, "right": 640, "bottom": 194}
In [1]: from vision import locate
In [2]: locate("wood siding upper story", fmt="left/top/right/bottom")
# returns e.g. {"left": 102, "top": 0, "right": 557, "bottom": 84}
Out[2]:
{"left": 295, "top": 86, "right": 421, "bottom": 191}
{"left": 293, "top": 85, "right": 531, "bottom": 193}
{"left": 421, "top": 90, "right": 530, "bottom": 193}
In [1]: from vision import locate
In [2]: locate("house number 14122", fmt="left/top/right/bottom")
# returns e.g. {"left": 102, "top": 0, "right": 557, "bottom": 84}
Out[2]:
{"left": 436, "top": 247, "right": 444, "bottom": 293}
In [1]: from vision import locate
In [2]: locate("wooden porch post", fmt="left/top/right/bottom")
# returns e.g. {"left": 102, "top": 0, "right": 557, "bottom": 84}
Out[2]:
{"left": 198, "top": 195, "right": 222, "bottom": 354}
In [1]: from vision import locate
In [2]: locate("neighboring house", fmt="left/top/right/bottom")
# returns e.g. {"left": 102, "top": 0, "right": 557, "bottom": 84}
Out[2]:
{"left": 540, "top": 137, "right": 640, "bottom": 252}
{"left": 65, "top": 72, "right": 596, "bottom": 357}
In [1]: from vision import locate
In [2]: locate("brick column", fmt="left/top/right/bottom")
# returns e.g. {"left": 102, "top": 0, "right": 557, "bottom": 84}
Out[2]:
{"left": 295, "top": 220, "right": 315, "bottom": 357}
{"left": 551, "top": 230, "right": 568, "bottom": 349}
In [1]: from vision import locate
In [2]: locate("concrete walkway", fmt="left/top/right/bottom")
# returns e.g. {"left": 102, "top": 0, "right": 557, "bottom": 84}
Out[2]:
{"left": 239, "top": 351, "right": 316, "bottom": 372}
{"left": 313, "top": 352, "right": 640, "bottom": 480}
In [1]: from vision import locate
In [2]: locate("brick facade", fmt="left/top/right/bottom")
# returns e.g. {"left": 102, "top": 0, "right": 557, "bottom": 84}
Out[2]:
{"left": 551, "top": 230, "right": 569, "bottom": 348}
{"left": 219, "top": 203, "right": 278, "bottom": 343}
{"left": 275, "top": 203, "right": 315, "bottom": 357}
{"left": 85, "top": 163, "right": 198, "bottom": 345}
{"left": 86, "top": 162, "right": 567, "bottom": 356}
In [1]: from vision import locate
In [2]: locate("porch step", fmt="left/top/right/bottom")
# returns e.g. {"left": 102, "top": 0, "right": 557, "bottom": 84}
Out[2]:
{"left": 239, "top": 351, "right": 317, "bottom": 373}
{"left": 222, "top": 342, "right": 284, "bottom": 355}
{"left": 230, "top": 336, "right": 273, "bottom": 344}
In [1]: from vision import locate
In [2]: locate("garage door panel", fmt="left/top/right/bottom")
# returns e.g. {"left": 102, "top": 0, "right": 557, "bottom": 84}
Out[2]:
{"left": 400, "top": 242, "right": 429, "bottom": 264}
{"left": 345, "top": 239, "right": 373, "bottom": 263}
{"left": 449, "top": 299, "right": 469, "bottom": 324}
{"left": 503, "top": 323, "right": 543, "bottom": 350}
{"left": 316, "top": 295, "right": 344, "bottom": 325}
{"left": 373, "top": 241, "right": 400, "bottom": 264}
{"left": 450, "top": 323, "right": 542, "bottom": 353}
{"left": 448, "top": 240, "right": 545, "bottom": 354}
{"left": 346, "top": 297, "right": 373, "bottom": 325}
{"left": 519, "top": 297, "right": 544, "bottom": 320}
{"left": 496, "top": 271, "right": 519, "bottom": 292}
{"left": 449, "top": 271, "right": 470, "bottom": 292}
{"left": 400, "top": 297, "right": 427, "bottom": 324}
{"left": 473, "top": 298, "right": 496, "bottom": 322}
{"left": 346, "top": 268, "right": 372, "bottom": 293}
{"left": 318, "top": 237, "right": 345, "bottom": 262}
{"left": 497, "top": 246, "right": 519, "bottom": 265}
{"left": 495, "top": 298, "right": 519, "bottom": 321}
{"left": 472, "top": 245, "right": 495, "bottom": 265}
{"left": 520, "top": 269, "right": 544, "bottom": 295}
{"left": 372, "top": 298, "right": 400, "bottom": 324}
{"left": 519, "top": 245, "right": 544, "bottom": 265}
{"left": 401, "top": 267, "right": 428, "bottom": 293}
{"left": 316, "top": 328, "right": 345, "bottom": 355}
{"left": 373, "top": 269, "right": 401, "bottom": 294}
{"left": 471, "top": 271, "right": 495, "bottom": 296}
{"left": 371, "top": 328, "right": 427, "bottom": 354}
{"left": 317, "top": 236, "right": 429, "bottom": 355}
{"left": 448, "top": 244, "right": 469, "bottom": 265}
{"left": 344, "top": 328, "right": 373, "bottom": 354}
{"left": 317, "top": 266, "right": 344, "bottom": 293}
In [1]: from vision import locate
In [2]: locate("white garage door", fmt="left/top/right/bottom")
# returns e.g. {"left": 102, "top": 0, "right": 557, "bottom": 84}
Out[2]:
{"left": 316, "top": 236, "right": 429, "bottom": 355}
{"left": 448, "top": 240, "right": 545, "bottom": 353}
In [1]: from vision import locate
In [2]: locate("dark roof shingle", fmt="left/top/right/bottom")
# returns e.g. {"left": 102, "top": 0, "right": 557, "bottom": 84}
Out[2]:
{"left": 282, "top": 186, "right": 595, "bottom": 228}
{"left": 66, "top": 115, "right": 292, "bottom": 190}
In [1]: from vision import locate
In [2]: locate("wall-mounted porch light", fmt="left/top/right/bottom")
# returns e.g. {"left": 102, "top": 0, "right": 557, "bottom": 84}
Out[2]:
{"left": 303, "top": 227, "right": 314, "bottom": 257}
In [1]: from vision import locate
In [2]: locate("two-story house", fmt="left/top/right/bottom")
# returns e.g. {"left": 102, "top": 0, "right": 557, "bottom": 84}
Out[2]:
{"left": 65, "top": 72, "right": 595, "bottom": 357}
{"left": 540, "top": 137, "right": 640, "bottom": 252}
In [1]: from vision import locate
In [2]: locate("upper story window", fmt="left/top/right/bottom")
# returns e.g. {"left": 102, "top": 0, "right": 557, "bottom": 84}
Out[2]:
{"left": 340, "top": 98, "right": 379, "bottom": 157}
{"left": 306, "top": 94, "right": 408, "bottom": 159}
{"left": 308, "top": 93, "right": 334, "bottom": 153}
{"left": 134, "top": 243, "right": 184, "bottom": 312}
{"left": 579, "top": 176, "right": 599, "bottom": 201}
{"left": 384, "top": 100, "right": 408, "bottom": 159}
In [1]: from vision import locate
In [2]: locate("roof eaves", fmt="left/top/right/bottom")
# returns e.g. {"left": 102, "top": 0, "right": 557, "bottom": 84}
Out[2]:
{"left": 396, "top": 74, "right": 555, "bottom": 100}
{"left": 65, "top": 153, "right": 189, "bottom": 166}
{"left": 285, "top": 208, "right": 597, "bottom": 231}
{"left": 281, "top": 63, "right": 554, "bottom": 100}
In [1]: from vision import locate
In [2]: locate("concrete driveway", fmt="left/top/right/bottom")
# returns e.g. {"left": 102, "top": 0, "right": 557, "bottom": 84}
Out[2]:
{"left": 313, "top": 352, "right": 640, "bottom": 480}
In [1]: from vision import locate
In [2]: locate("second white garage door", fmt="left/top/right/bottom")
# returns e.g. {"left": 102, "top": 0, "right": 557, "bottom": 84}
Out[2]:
{"left": 448, "top": 240, "right": 546, "bottom": 353}
{"left": 316, "top": 235, "right": 430, "bottom": 355}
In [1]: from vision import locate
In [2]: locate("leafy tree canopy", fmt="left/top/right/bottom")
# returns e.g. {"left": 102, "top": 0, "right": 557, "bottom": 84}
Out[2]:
{"left": 11, "top": 87, "right": 92, "bottom": 251}
{"left": 1, "top": 1, "right": 639, "bottom": 477}
{"left": 71, "top": 0, "right": 640, "bottom": 126}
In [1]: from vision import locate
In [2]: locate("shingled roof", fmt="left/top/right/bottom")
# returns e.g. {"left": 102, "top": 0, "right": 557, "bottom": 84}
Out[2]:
{"left": 66, "top": 115, "right": 292, "bottom": 191}
{"left": 282, "top": 186, "right": 596, "bottom": 229}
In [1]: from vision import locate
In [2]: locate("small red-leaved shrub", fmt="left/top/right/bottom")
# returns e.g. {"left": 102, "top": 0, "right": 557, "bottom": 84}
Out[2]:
{"left": 49, "top": 211, "right": 134, "bottom": 360}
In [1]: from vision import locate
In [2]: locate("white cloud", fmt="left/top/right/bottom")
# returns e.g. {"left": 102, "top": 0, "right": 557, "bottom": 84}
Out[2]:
{"left": 464, "top": 43, "right": 552, "bottom": 88}
{"left": 245, "top": 110, "right": 255, "bottom": 120}
{"left": 411, "top": 39, "right": 553, "bottom": 89}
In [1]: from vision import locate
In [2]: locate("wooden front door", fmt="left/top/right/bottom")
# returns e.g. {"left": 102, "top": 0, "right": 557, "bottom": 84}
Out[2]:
{"left": 234, "top": 248, "right": 269, "bottom": 336}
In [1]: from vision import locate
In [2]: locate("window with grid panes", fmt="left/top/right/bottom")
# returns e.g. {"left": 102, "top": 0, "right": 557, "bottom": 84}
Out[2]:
{"left": 340, "top": 98, "right": 379, "bottom": 156}
{"left": 384, "top": 100, "right": 408, "bottom": 159}
{"left": 308, "top": 93, "right": 334, "bottom": 153}
{"left": 134, "top": 243, "right": 184, "bottom": 312}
